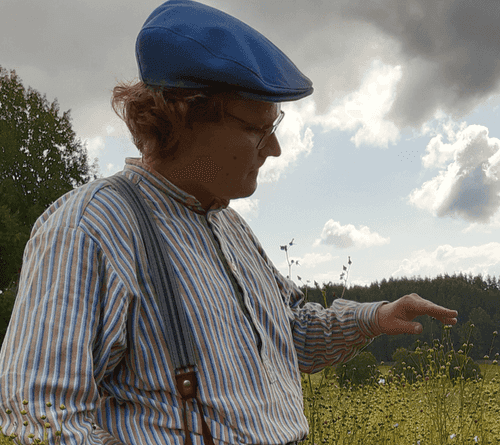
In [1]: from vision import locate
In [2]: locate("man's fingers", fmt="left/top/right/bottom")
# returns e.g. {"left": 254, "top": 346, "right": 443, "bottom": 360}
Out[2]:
{"left": 426, "top": 306, "right": 458, "bottom": 321}
{"left": 404, "top": 294, "right": 458, "bottom": 320}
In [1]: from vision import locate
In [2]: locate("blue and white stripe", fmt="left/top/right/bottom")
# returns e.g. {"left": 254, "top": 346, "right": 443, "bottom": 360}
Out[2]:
{"left": 0, "top": 158, "right": 386, "bottom": 444}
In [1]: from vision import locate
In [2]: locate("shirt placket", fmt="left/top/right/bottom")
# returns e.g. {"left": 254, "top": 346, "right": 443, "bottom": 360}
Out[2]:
{"left": 203, "top": 214, "right": 277, "bottom": 383}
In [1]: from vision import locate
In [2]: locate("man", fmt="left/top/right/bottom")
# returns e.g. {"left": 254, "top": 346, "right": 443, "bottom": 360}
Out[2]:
{"left": 0, "top": 1, "right": 458, "bottom": 444}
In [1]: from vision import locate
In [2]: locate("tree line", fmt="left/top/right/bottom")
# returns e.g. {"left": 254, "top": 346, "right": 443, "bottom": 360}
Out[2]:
{"left": 298, "top": 272, "right": 500, "bottom": 361}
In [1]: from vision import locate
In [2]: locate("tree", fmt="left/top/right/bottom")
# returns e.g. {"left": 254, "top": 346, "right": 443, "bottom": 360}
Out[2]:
{"left": 0, "top": 66, "right": 99, "bottom": 289}
{"left": 466, "top": 307, "right": 495, "bottom": 359}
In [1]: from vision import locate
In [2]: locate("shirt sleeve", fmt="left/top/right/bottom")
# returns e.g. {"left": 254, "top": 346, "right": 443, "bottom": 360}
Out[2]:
{"left": 0, "top": 224, "right": 128, "bottom": 445}
{"left": 290, "top": 297, "right": 387, "bottom": 374}
{"left": 234, "top": 211, "right": 388, "bottom": 375}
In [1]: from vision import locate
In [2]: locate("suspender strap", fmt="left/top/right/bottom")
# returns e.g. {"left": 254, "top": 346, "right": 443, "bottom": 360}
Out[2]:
{"left": 106, "top": 175, "right": 195, "bottom": 368}
{"left": 105, "top": 175, "right": 214, "bottom": 445}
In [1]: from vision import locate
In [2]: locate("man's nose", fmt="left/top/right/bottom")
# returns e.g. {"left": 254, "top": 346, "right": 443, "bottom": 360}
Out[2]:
{"left": 261, "top": 134, "right": 281, "bottom": 158}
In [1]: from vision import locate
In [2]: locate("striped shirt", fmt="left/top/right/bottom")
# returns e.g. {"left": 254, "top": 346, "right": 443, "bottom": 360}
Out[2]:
{"left": 0, "top": 158, "right": 386, "bottom": 445}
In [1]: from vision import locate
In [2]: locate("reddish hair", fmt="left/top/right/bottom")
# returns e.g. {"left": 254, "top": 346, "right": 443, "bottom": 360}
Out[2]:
{"left": 111, "top": 80, "right": 227, "bottom": 163}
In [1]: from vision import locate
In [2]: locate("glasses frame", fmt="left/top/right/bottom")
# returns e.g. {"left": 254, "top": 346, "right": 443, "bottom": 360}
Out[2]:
{"left": 223, "top": 109, "right": 285, "bottom": 150}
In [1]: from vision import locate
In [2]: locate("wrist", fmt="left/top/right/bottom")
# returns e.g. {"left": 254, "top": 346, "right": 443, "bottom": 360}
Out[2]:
{"left": 374, "top": 302, "right": 389, "bottom": 336}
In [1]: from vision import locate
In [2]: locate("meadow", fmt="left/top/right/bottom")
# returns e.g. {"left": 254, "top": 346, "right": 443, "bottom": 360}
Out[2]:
{"left": 2, "top": 266, "right": 499, "bottom": 444}
{"left": 301, "top": 363, "right": 499, "bottom": 445}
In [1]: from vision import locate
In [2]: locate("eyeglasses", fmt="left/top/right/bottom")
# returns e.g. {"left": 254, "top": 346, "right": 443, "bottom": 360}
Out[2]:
{"left": 224, "top": 109, "right": 285, "bottom": 150}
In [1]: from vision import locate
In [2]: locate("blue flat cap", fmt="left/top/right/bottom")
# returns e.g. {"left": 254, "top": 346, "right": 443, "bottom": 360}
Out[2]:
{"left": 136, "top": 0, "right": 313, "bottom": 102}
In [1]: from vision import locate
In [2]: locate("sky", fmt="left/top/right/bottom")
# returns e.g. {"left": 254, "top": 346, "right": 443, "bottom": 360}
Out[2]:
{"left": 2, "top": 0, "right": 500, "bottom": 289}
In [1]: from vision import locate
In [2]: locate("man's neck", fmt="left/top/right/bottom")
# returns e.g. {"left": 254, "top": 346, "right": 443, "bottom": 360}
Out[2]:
{"left": 145, "top": 157, "right": 221, "bottom": 212}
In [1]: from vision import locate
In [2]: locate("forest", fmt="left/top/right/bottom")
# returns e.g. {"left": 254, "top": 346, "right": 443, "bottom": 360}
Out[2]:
{"left": 296, "top": 272, "right": 500, "bottom": 362}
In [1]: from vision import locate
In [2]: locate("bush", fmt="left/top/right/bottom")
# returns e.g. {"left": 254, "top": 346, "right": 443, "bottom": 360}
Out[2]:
{"left": 390, "top": 347, "right": 421, "bottom": 384}
{"left": 390, "top": 344, "right": 482, "bottom": 384}
{"left": 448, "top": 352, "right": 482, "bottom": 382}
{"left": 335, "top": 351, "right": 380, "bottom": 387}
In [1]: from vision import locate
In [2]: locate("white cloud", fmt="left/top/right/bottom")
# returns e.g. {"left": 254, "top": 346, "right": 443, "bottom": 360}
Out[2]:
{"left": 312, "top": 60, "right": 402, "bottom": 149}
{"left": 229, "top": 198, "right": 260, "bottom": 221}
{"left": 259, "top": 99, "right": 315, "bottom": 183}
{"left": 392, "top": 242, "right": 500, "bottom": 279}
{"left": 463, "top": 211, "right": 500, "bottom": 233}
{"left": 409, "top": 124, "right": 500, "bottom": 223}
{"left": 260, "top": 60, "right": 403, "bottom": 184}
{"left": 84, "top": 136, "right": 105, "bottom": 159}
{"left": 313, "top": 220, "right": 390, "bottom": 249}
{"left": 300, "top": 252, "right": 337, "bottom": 268}
{"left": 276, "top": 253, "right": 338, "bottom": 285}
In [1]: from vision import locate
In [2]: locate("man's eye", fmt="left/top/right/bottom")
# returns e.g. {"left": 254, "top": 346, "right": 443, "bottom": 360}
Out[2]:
{"left": 247, "top": 125, "right": 264, "bottom": 134}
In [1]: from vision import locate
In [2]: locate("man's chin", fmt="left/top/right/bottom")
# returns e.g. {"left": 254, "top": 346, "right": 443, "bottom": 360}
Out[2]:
{"left": 227, "top": 182, "right": 258, "bottom": 202}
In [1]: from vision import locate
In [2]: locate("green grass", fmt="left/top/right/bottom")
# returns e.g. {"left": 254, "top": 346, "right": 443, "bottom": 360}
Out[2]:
{"left": 301, "top": 365, "right": 500, "bottom": 445}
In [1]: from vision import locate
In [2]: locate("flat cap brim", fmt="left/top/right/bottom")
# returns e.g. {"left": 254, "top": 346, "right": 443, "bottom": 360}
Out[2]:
{"left": 136, "top": 0, "right": 313, "bottom": 102}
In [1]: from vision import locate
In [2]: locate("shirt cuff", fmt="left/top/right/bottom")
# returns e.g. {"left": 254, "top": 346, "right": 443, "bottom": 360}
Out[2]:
{"left": 355, "top": 300, "right": 390, "bottom": 338}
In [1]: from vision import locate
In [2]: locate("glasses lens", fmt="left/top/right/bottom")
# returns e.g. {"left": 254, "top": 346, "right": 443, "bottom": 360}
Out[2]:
{"left": 257, "top": 110, "right": 284, "bottom": 150}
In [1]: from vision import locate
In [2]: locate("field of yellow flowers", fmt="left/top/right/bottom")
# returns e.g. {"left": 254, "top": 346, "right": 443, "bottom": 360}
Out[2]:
{"left": 302, "top": 363, "right": 499, "bottom": 445}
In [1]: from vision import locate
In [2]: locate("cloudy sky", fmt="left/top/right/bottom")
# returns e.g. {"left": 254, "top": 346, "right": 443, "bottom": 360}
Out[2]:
{"left": 2, "top": 0, "right": 500, "bottom": 289}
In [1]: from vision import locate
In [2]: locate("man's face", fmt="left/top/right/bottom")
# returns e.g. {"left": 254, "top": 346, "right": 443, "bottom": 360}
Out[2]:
{"left": 168, "top": 97, "right": 282, "bottom": 205}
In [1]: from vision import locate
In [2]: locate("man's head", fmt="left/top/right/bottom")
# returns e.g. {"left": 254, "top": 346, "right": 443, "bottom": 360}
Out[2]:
{"left": 112, "top": 0, "right": 313, "bottom": 208}
{"left": 160, "top": 95, "right": 283, "bottom": 205}
{"left": 111, "top": 83, "right": 284, "bottom": 205}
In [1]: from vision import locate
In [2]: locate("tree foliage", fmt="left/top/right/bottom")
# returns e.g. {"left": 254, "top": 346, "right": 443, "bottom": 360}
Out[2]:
{"left": 0, "top": 66, "right": 98, "bottom": 289}
{"left": 0, "top": 286, "right": 17, "bottom": 349}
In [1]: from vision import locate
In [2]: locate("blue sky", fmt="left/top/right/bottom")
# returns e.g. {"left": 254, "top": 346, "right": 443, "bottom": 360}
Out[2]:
{"left": 2, "top": 0, "right": 500, "bottom": 288}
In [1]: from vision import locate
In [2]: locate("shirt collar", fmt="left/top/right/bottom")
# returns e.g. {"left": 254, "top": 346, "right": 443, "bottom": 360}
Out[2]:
{"left": 123, "top": 158, "right": 230, "bottom": 215}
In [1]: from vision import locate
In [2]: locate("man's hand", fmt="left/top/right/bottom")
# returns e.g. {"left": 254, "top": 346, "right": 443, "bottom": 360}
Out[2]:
{"left": 376, "top": 293, "right": 458, "bottom": 335}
